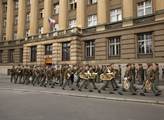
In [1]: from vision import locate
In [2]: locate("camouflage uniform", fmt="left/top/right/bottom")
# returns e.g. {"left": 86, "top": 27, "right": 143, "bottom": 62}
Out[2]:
{"left": 124, "top": 65, "right": 136, "bottom": 95}
{"left": 10, "top": 65, "right": 16, "bottom": 83}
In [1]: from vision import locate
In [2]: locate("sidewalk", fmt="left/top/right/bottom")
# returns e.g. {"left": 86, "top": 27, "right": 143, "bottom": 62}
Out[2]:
{"left": 0, "top": 75, "right": 164, "bottom": 105}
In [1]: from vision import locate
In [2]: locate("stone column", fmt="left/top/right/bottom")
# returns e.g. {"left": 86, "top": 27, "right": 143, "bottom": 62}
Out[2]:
{"left": 23, "top": 46, "right": 29, "bottom": 65}
{"left": 17, "top": 0, "right": 26, "bottom": 39}
{"left": 6, "top": 0, "right": 14, "bottom": 40}
{"left": 122, "top": 0, "right": 134, "bottom": 27}
{"left": 43, "top": 0, "right": 52, "bottom": 33}
{"left": 95, "top": 38, "right": 107, "bottom": 61}
{"left": 70, "top": 39, "right": 82, "bottom": 63}
{"left": 59, "top": 0, "right": 68, "bottom": 30}
{"left": 76, "top": 0, "right": 86, "bottom": 28}
{"left": 97, "top": 0, "right": 108, "bottom": 31}
{"left": 30, "top": 0, "right": 38, "bottom": 35}
{"left": 37, "top": 45, "right": 44, "bottom": 65}
{"left": 155, "top": 0, "right": 164, "bottom": 21}
{"left": 52, "top": 42, "right": 61, "bottom": 64}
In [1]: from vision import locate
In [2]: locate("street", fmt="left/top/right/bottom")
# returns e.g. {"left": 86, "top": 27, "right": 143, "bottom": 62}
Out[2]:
{"left": 0, "top": 75, "right": 164, "bottom": 120}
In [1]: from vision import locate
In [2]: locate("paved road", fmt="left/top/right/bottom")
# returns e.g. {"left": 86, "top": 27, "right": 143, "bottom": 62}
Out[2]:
{"left": 0, "top": 88, "right": 164, "bottom": 120}
{"left": 0, "top": 75, "right": 164, "bottom": 120}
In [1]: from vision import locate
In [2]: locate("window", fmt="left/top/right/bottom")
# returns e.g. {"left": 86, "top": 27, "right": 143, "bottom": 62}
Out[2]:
{"left": 3, "top": 3, "right": 7, "bottom": 11}
{"left": 14, "top": 16, "right": 18, "bottom": 25}
{"left": 45, "top": 44, "right": 52, "bottom": 55}
{"left": 38, "top": 27, "right": 44, "bottom": 34}
{"left": 27, "top": 0, "right": 31, "bottom": 5}
{"left": 3, "top": 19, "right": 6, "bottom": 28}
{"left": 26, "top": 29, "right": 30, "bottom": 37}
{"left": 85, "top": 40, "right": 95, "bottom": 59}
{"left": 138, "top": 32, "right": 152, "bottom": 54}
{"left": 53, "top": 24, "right": 59, "bottom": 31}
{"left": 8, "top": 49, "right": 14, "bottom": 63}
{"left": 26, "top": 13, "right": 30, "bottom": 23}
{"left": 53, "top": 3, "right": 59, "bottom": 14}
{"left": 0, "top": 50, "right": 3, "bottom": 63}
{"left": 14, "top": 33, "right": 17, "bottom": 40}
{"left": 40, "top": 9, "right": 44, "bottom": 18}
{"left": 137, "top": 0, "right": 152, "bottom": 17}
{"left": 109, "top": 37, "right": 120, "bottom": 57}
{"left": 3, "top": 36, "right": 6, "bottom": 41}
{"left": 69, "top": 19, "right": 76, "bottom": 28}
{"left": 88, "top": 0, "right": 97, "bottom": 5}
{"left": 62, "top": 42, "right": 70, "bottom": 61}
{"left": 15, "top": 1, "right": 18, "bottom": 9}
{"left": 30, "top": 46, "right": 37, "bottom": 62}
{"left": 88, "top": 15, "right": 97, "bottom": 27}
{"left": 69, "top": 0, "right": 77, "bottom": 10}
{"left": 19, "top": 48, "right": 23, "bottom": 63}
{"left": 110, "top": 8, "right": 122, "bottom": 23}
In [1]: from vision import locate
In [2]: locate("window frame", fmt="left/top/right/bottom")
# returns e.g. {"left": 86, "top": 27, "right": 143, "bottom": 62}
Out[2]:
{"left": 62, "top": 42, "right": 70, "bottom": 61}
{"left": 53, "top": 3, "right": 59, "bottom": 15}
{"left": 87, "top": 14, "right": 97, "bottom": 27}
{"left": 45, "top": 44, "right": 53, "bottom": 55}
{"left": 38, "top": 26, "right": 44, "bottom": 34}
{"left": 85, "top": 40, "right": 95, "bottom": 60}
{"left": 137, "top": 32, "right": 153, "bottom": 55}
{"left": 108, "top": 37, "right": 121, "bottom": 58}
{"left": 110, "top": 8, "right": 122, "bottom": 23}
{"left": 8, "top": 49, "right": 14, "bottom": 63}
{"left": 88, "top": 0, "right": 97, "bottom": 5}
{"left": 15, "top": 1, "right": 19, "bottom": 9}
{"left": 14, "top": 16, "right": 18, "bottom": 25}
{"left": 30, "top": 46, "right": 37, "bottom": 62}
{"left": 137, "top": 0, "right": 153, "bottom": 17}
{"left": 68, "top": 19, "right": 76, "bottom": 28}
{"left": 69, "top": 0, "right": 77, "bottom": 11}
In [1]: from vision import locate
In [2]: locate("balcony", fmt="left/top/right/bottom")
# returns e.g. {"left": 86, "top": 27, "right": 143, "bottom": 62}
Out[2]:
{"left": 24, "top": 27, "right": 82, "bottom": 42}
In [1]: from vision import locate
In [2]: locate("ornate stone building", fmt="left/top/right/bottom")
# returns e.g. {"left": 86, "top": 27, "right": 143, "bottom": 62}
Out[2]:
{"left": 0, "top": 0, "right": 164, "bottom": 76}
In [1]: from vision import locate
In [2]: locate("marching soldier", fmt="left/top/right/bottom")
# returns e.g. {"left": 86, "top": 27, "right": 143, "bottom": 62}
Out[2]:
{"left": 118, "top": 65, "right": 122, "bottom": 84}
{"left": 136, "top": 64, "right": 145, "bottom": 85}
{"left": 140, "top": 63, "right": 161, "bottom": 96}
{"left": 98, "top": 65, "right": 122, "bottom": 95}
{"left": 153, "top": 63, "right": 161, "bottom": 93}
{"left": 10, "top": 65, "right": 16, "bottom": 83}
{"left": 78, "top": 66, "right": 97, "bottom": 92}
{"left": 123, "top": 64, "right": 136, "bottom": 95}
{"left": 131, "top": 64, "right": 136, "bottom": 84}
{"left": 62, "top": 66, "right": 74, "bottom": 90}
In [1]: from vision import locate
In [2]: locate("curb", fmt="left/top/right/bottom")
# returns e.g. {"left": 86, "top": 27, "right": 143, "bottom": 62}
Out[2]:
{"left": 0, "top": 87, "right": 164, "bottom": 105}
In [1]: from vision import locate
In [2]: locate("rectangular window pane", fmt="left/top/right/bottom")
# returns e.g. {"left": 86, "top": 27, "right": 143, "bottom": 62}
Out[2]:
{"left": 8, "top": 49, "right": 14, "bottom": 63}
{"left": 138, "top": 32, "right": 152, "bottom": 54}
{"left": 62, "top": 42, "right": 70, "bottom": 61}
{"left": 109, "top": 37, "right": 120, "bottom": 57}
{"left": 30, "top": 46, "right": 37, "bottom": 62}
{"left": 137, "top": 0, "right": 152, "bottom": 17}
{"left": 88, "top": 15, "right": 97, "bottom": 27}
{"left": 110, "top": 8, "right": 122, "bottom": 22}
{"left": 85, "top": 40, "right": 95, "bottom": 59}
{"left": 45, "top": 44, "right": 52, "bottom": 55}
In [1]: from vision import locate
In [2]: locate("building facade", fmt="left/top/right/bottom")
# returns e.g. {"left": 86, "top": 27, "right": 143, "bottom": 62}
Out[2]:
{"left": 0, "top": 0, "right": 164, "bottom": 76}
